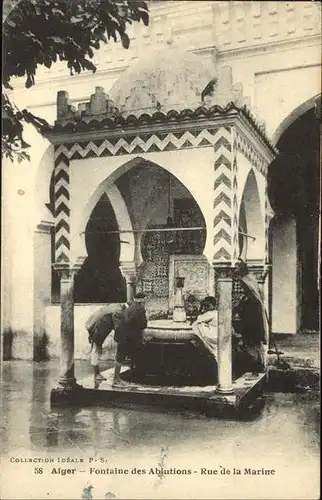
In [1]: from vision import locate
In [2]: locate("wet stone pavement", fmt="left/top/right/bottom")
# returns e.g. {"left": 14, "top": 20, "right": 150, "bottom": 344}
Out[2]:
{"left": 1, "top": 360, "right": 320, "bottom": 500}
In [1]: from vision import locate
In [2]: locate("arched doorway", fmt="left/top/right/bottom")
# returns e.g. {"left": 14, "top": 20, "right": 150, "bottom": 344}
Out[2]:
{"left": 116, "top": 160, "right": 207, "bottom": 311}
{"left": 72, "top": 158, "right": 207, "bottom": 308}
{"left": 74, "top": 193, "right": 126, "bottom": 303}
{"left": 239, "top": 169, "right": 264, "bottom": 261}
{"left": 268, "top": 106, "right": 320, "bottom": 332}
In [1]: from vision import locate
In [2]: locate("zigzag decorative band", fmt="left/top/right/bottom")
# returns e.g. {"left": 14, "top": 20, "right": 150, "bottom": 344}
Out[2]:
{"left": 54, "top": 128, "right": 236, "bottom": 160}
{"left": 51, "top": 125, "right": 268, "bottom": 266}
{"left": 232, "top": 154, "right": 239, "bottom": 262}
{"left": 235, "top": 130, "right": 267, "bottom": 175}
{"left": 54, "top": 152, "right": 70, "bottom": 263}
{"left": 213, "top": 127, "right": 234, "bottom": 262}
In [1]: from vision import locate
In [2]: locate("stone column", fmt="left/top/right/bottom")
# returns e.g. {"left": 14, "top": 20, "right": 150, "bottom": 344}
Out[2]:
{"left": 59, "top": 266, "right": 76, "bottom": 386}
{"left": 51, "top": 264, "right": 82, "bottom": 404}
{"left": 120, "top": 261, "right": 137, "bottom": 302}
{"left": 126, "top": 279, "right": 135, "bottom": 303}
{"left": 214, "top": 264, "right": 234, "bottom": 394}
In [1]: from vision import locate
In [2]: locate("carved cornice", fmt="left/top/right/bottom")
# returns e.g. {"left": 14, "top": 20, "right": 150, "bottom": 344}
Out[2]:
{"left": 46, "top": 103, "right": 276, "bottom": 156}
{"left": 233, "top": 111, "right": 277, "bottom": 175}
{"left": 235, "top": 129, "right": 268, "bottom": 175}
{"left": 51, "top": 103, "right": 238, "bottom": 133}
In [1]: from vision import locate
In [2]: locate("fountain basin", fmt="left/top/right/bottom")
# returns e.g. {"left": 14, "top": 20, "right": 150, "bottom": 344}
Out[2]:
{"left": 146, "top": 319, "right": 195, "bottom": 340}
{"left": 139, "top": 319, "right": 217, "bottom": 386}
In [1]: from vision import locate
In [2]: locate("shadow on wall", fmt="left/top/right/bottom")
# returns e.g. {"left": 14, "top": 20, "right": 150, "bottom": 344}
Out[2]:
{"left": 2, "top": 328, "right": 13, "bottom": 360}
{"left": 1, "top": 329, "right": 50, "bottom": 361}
{"left": 33, "top": 331, "right": 50, "bottom": 361}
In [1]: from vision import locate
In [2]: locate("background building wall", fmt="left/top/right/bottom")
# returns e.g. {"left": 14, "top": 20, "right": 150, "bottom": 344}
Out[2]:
{"left": 271, "top": 215, "right": 298, "bottom": 333}
{"left": 8, "top": 1, "right": 321, "bottom": 137}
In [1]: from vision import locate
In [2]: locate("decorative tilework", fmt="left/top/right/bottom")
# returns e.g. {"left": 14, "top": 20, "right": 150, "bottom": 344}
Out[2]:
{"left": 213, "top": 127, "right": 235, "bottom": 262}
{"left": 232, "top": 131, "right": 239, "bottom": 262}
{"left": 55, "top": 128, "right": 222, "bottom": 160}
{"left": 235, "top": 130, "right": 267, "bottom": 175}
{"left": 54, "top": 150, "right": 70, "bottom": 263}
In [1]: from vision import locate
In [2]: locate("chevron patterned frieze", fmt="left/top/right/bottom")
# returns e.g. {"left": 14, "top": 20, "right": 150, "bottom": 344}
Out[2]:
{"left": 53, "top": 128, "right": 235, "bottom": 160}
{"left": 54, "top": 150, "right": 70, "bottom": 263}
{"left": 213, "top": 127, "right": 235, "bottom": 262}
{"left": 235, "top": 131, "right": 267, "bottom": 174}
{"left": 232, "top": 154, "right": 239, "bottom": 262}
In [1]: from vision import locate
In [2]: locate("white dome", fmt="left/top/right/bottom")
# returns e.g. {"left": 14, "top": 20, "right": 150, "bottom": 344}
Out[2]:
{"left": 109, "top": 46, "right": 215, "bottom": 116}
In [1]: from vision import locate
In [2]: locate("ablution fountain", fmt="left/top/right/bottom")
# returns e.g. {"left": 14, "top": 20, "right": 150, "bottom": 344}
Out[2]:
{"left": 146, "top": 276, "right": 193, "bottom": 340}
{"left": 75, "top": 273, "right": 267, "bottom": 418}
{"left": 136, "top": 276, "right": 218, "bottom": 386}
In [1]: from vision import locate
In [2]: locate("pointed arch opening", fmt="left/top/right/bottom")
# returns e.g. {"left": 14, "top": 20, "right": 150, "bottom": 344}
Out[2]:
{"left": 239, "top": 169, "right": 264, "bottom": 261}
{"left": 72, "top": 156, "right": 207, "bottom": 306}
{"left": 269, "top": 105, "right": 319, "bottom": 332}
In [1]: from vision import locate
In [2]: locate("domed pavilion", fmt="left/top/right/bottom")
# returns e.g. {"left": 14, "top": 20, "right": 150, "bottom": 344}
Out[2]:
{"left": 46, "top": 45, "right": 276, "bottom": 411}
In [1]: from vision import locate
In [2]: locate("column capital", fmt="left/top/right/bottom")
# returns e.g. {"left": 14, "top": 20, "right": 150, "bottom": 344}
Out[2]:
{"left": 53, "top": 262, "right": 82, "bottom": 280}
{"left": 119, "top": 261, "right": 137, "bottom": 281}
{"left": 213, "top": 262, "right": 234, "bottom": 280}
{"left": 120, "top": 261, "right": 137, "bottom": 302}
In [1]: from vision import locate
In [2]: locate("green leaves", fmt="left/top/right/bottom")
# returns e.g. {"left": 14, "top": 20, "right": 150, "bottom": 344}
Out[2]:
{"left": 2, "top": 94, "right": 31, "bottom": 162}
{"left": 3, "top": 0, "right": 150, "bottom": 162}
{"left": 4, "top": 0, "right": 149, "bottom": 90}
{"left": 80, "top": 59, "right": 97, "bottom": 72}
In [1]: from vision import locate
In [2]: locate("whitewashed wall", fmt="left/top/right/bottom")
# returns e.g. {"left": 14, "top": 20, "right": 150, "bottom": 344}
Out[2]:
{"left": 45, "top": 304, "right": 117, "bottom": 360}
{"left": 271, "top": 215, "right": 298, "bottom": 334}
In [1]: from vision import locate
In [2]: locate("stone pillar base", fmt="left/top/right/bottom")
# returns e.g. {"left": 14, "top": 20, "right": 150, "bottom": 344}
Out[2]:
{"left": 50, "top": 383, "right": 84, "bottom": 407}
{"left": 216, "top": 386, "right": 235, "bottom": 395}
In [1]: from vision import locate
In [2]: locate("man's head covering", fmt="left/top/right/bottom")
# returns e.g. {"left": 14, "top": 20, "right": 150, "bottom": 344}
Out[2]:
{"left": 203, "top": 296, "right": 217, "bottom": 308}
{"left": 234, "top": 258, "right": 249, "bottom": 278}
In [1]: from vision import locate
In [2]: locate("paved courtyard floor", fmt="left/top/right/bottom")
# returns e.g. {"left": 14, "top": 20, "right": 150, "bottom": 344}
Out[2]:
{"left": 269, "top": 333, "right": 320, "bottom": 369}
{"left": 0, "top": 359, "right": 320, "bottom": 499}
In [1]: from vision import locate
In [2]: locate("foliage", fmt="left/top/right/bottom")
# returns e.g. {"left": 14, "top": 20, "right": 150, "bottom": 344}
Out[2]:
{"left": 148, "top": 310, "right": 170, "bottom": 321}
{"left": 184, "top": 294, "right": 201, "bottom": 321}
{"left": 2, "top": 0, "right": 149, "bottom": 161}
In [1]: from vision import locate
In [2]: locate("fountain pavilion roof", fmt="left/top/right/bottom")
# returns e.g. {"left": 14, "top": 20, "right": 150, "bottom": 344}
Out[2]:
{"left": 49, "top": 46, "right": 275, "bottom": 152}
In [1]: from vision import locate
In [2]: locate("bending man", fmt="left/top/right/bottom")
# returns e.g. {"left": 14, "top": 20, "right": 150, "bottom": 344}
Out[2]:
{"left": 86, "top": 303, "right": 127, "bottom": 381}
{"left": 113, "top": 293, "right": 148, "bottom": 386}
